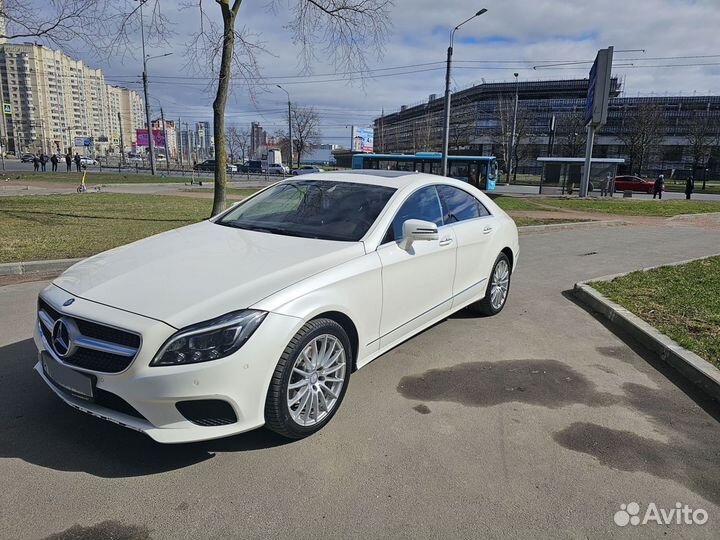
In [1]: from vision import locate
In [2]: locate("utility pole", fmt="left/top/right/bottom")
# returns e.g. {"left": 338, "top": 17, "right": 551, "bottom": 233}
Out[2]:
{"left": 118, "top": 112, "right": 125, "bottom": 167}
{"left": 277, "top": 85, "right": 293, "bottom": 168}
{"left": 507, "top": 72, "right": 519, "bottom": 184}
{"left": 177, "top": 116, "right": 183, "bottom": 168}
{"left": 160, "top": 107, "right": 170, "bottom": 171}
{"left": 139, "top": 0, "right": 156, "bottom": 175}
{"left": 441, "top": 9, "right": 487, "bottom": 177}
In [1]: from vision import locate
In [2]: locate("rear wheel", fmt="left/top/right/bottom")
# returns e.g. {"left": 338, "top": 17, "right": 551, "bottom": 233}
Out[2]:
{"left": 470, "top": 253, "right": 512, "bottom": 316}
{"left": 265, "top": 319, "right": 351, "bottom": 439}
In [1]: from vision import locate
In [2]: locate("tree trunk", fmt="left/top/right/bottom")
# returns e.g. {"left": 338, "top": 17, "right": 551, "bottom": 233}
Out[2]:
{"left": 211, "top": 2, "right": 237, "bottom": 217}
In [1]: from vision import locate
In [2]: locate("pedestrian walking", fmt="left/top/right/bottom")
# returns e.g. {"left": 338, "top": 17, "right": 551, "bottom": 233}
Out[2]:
{"left": 653, "top": 174, "right": 665, "bottom": 199}
{"left": 65, "top": 152, "right": 72, "bottom": 172}
{"left": 32, "top": 154, "right": 39, "bottom": 172}
{"left": 74, "top": 153, "right": 81, "bottom": 172}
{"left": 50, "top": 153, "right": 58, "bottom": 172}
{"left": 685, "top": 175, "right": 695, "bottom": 200}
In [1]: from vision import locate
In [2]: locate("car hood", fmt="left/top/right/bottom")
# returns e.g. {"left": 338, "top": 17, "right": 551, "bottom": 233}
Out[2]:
{"left": 53, "top": 220, "right": 366, "bottom": 328}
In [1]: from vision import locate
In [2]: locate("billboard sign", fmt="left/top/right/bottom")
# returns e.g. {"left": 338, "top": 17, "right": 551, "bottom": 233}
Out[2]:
{"left": 136, "top": 129, "right": 166, "bottom": 147}
{"left": 584, "top": 46, "right": 614, "bottom": 127}
{"left": 74, "top": 137, "right": 92, "bottom": 147}
{"left": 352, "top": 127, "right": 374, "bottom": 152}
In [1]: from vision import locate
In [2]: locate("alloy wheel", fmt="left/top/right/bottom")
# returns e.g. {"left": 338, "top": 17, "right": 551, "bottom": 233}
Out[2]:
{"left": 287, "top": 334, "right": 346, "bottom": 427}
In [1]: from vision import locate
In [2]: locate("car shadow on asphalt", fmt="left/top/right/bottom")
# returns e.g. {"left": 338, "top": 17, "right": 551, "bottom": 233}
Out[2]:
{"left": 0, "top": 339, "right": 293, "bottom": 478}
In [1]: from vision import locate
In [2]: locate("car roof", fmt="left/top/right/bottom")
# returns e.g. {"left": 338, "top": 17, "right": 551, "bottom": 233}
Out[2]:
{"left": 294, "top": 170, "right": 436, "bottom": 188}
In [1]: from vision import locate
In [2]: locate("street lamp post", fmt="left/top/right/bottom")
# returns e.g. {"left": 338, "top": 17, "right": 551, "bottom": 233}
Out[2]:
{"left": 441, "top": 8, "right": 487, "bottom": 177}
{"left": 137, "top": 0, "right": 155, "bottom": 175}
{"left": 276, "top": 85, "right": 292, "bottom": 168}
{"left": 507, "top": 72, "right": 519, "bottom": 184}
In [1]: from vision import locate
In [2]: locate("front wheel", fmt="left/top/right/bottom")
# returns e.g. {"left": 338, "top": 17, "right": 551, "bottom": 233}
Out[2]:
{"left": 265, "top": 318, "right": 351, "bottom": 439}
{"left": 470, "top": 253, "right": 512, "bottom": 316}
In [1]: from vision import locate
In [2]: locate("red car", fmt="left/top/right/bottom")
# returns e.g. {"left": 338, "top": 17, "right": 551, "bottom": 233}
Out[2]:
{"left": 613, "top": 175, "right": 659, "bottom": 194}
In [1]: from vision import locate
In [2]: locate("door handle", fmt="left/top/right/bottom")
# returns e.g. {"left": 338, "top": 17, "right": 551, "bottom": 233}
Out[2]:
{"left": 439, "top": 236, "right": 454, "bottom": 246}
{"left": 483, "top": 226, "right": 493, "bottom": 235}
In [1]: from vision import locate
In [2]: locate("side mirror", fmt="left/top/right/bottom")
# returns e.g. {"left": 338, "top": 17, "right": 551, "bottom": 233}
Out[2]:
{"left": 399, "top": 219, "right": 439, "bottom": 250}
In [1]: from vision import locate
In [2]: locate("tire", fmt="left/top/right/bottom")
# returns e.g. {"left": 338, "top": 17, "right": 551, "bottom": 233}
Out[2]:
{"left": 265, "top": 318, "right": 352, "bottom": 439}
{"left": 470, "top": 253, "right": 512, "bottom": 316}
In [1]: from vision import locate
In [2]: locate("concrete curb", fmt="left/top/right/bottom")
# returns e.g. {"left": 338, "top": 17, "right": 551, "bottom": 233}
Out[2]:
{"left": 518, "top": 219, "right": 626, "bottom": 234}
{"left": 573, "top": 254, "right": 720, "bottom": 401}
{"left": 0, "top": 258, "right": 82, "bottom": 277}
{"left": 668, "top": 211, "right": 720, "bottom": 222}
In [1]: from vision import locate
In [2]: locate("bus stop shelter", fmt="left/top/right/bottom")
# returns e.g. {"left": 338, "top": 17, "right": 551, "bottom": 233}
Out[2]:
{"left": 537, "top": 157, "right": 625, "bottom": 195}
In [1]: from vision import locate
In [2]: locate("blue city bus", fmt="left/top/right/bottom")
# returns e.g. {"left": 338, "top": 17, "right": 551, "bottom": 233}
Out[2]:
{"left": 351, "top": 152, "right": 498, "bottom": 191}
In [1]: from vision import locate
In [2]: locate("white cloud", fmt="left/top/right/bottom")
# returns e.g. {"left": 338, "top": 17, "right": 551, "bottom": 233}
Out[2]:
{"left": 23, "top": 0, "right": 720, "bottom": 145}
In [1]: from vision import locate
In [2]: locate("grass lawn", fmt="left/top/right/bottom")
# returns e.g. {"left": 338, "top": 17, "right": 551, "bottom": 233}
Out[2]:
{"left": 490, "top": 195, "right": 550, "bottom": 212}
{"left": 592, "top": 257, "right": 720, "bottom": 366}
{"left": 0, "top": 193, "right": 216, "bottom": 263}
{"left": 1, "top": 171, "right": 203, "bottom": 184}
{"left": 538, "top": 198, "right": 720, "bottom": 217}
{"left": 181, "top": 187, "right": 260, "bottom": 197}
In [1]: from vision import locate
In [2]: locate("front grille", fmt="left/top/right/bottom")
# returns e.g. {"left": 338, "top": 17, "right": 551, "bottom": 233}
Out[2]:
{"left": 38, "top": 297, "right": 141, "bottom": 373}
{"left": 176, "top": 400, "right": 238, "bottom": 427}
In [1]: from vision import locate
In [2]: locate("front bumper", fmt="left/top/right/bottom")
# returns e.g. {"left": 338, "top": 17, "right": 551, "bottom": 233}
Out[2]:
{"left": 35, "top": 284, "right": 303, "bottom": 444}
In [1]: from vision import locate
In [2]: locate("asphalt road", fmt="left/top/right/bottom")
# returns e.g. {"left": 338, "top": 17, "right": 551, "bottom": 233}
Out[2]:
{"left": 1, "top": 225, "right": 719, "bottom": 539}
{"left": 2, "top": 161, "right": 719, "bottom": 200}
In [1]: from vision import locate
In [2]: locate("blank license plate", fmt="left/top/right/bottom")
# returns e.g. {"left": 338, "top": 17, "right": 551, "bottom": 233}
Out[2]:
{"left": 42, "top": 352, "right": 94, "bottom": 400}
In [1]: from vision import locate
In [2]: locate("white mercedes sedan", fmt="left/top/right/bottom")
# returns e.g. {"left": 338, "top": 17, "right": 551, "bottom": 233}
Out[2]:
{"left": 34, "top": 171, "right": 519, "bottom": 443}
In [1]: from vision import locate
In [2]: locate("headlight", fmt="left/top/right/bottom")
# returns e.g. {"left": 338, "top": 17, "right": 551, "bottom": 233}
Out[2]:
{"left": 151, "top": 310, "right": 267, "bottom": 366}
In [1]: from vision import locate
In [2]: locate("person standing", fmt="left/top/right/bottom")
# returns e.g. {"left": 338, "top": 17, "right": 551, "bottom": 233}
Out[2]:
{"left": 74, "top": 153, "right": 81, "bottom": 172}
{"left": 65, "top": 152, "right": 72, "bottom": 172}
{"left": 32, "top": 154, "right": 39, "bottom": 172}
{"left": 685, "top": 175, "right": 695, "bottom": 200}
{"left": 600, "top": 174, "right": 611, "bottom": 197}
{"left": 653, "top": 174, "right": 665, "bottom": 199}
{"left": 50, "top": 153, "right": 59, "bottom": 172}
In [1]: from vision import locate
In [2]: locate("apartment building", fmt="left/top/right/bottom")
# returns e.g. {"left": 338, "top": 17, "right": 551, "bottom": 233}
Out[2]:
{"left": 0, "top": 42, "right": 145, "bottom": 156}
{"left": 151, "top": 117, "right": 178, "bottom": 159}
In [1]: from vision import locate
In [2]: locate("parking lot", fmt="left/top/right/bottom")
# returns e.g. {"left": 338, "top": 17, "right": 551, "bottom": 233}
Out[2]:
{"left": 1, "top": 223, "right": 719, "bottom": 539}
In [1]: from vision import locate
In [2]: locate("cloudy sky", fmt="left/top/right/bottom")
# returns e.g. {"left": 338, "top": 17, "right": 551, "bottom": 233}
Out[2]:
{"left": 56, "top": 0, "right": 720, "bottom": 146}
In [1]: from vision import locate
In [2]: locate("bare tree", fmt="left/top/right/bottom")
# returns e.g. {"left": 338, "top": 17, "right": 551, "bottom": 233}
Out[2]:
{"left": 686, "top": 109, "right": 720, "bottom": 188}
{"left": 555, "top": 112, "right": 587, "bottom": 157}
{"left": 102, "top": 0, "right": 392, "bottom": 216}
{"left": 226, "top": 125, "right": 250, "bottom": 162}
{"left": 616, "top": 102, "right": 664, "bottom": 175}
{"left": 292, "top": 105, "right": 320, "bottom": 168}
{"left": 0, "top": 0, "right": 104, "bottom": 50}
{"left": 491, "top": 98, "right": 534, "bottom": 182}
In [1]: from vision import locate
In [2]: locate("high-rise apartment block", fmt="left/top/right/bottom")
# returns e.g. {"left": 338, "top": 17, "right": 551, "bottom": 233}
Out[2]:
{"left": 0, "top": 42, "right": 145, "bottom": 156}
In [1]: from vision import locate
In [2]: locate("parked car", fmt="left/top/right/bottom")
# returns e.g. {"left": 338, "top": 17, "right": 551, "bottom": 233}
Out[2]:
{"left": 292, "top": 165, "right": 325, "bottom": 175}
{"left": 127, "top": 154, "right": 144, "bottom": 162}
{"left": 20, "top": 153, "right": 35, "bottom": 163}
{"left": 614, "top": 175, "right": 658, "bottom": 194}
{"left": 33, "top": 171, "right": 519, "bottom": 443}
{"left": 237, "top": 160, "right": 263, "bottom": 174}
{"left": 193, "top": 159, "right": 236, "bottom": 173}
{"left": 156, "top": 154, "right": 167, "bottom": 162}
{"left": 267, "top": 163, "right": 289, "bottom": 175}
{"left": 79, "top": 156, "right": 98, "bottom": 166}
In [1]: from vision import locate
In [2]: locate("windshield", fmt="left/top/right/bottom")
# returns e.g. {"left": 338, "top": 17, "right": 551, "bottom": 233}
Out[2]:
{"left": 217, "top": 180, "right": 396, "bottom": 242}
